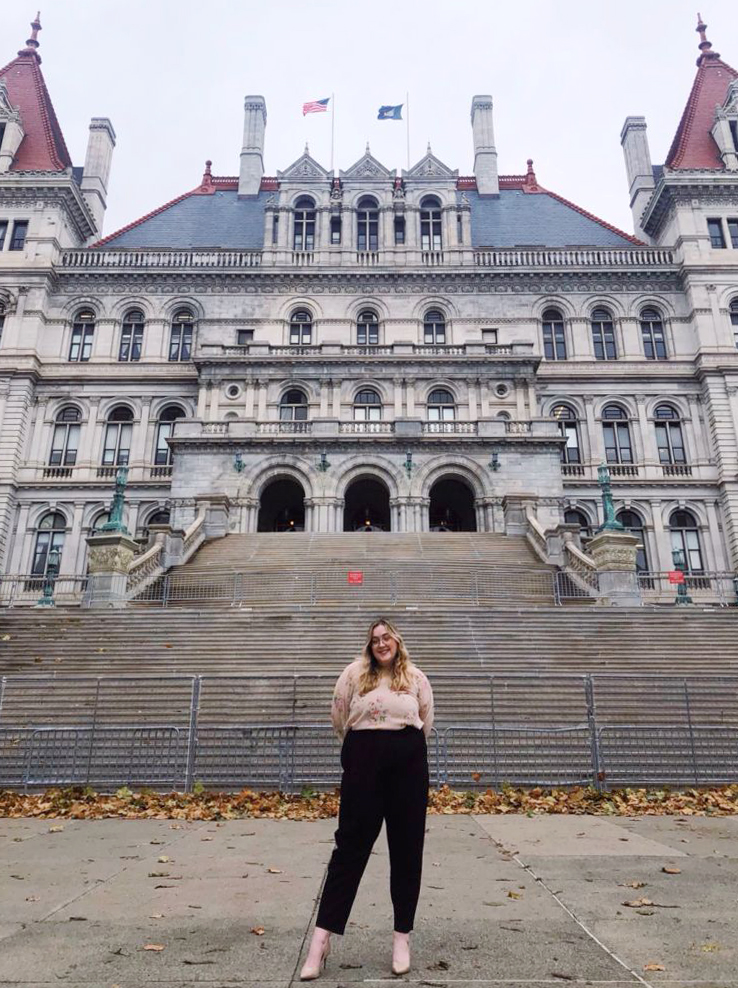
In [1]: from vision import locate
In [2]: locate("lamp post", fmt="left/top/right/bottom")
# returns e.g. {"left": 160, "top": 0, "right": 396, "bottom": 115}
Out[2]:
{"left": 596, "top": 463, "right": 624, "bottom": 532}
{"left": 37, "top": 548, "right": 60, "bottom": 606}
{"left": 100, "top": 466, "right": 130, "bottom": 535}
{"left": 672, "top": 547, "right": 693, "bottom": 605}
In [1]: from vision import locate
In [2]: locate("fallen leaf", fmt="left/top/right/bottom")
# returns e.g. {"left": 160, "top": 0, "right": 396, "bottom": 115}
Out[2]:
{"left": 250, "top": 926, "right": 265, "bottom": 936}
{"left": 662, "top": 866, "right": 681, "bottom": 874}
{"left": 623, "top": 898, "right": 653, "bottom": 908}
{"left": 183, "top": 959, "right": 215, "bottom": 965}
{"left": 48, "top": 825, "right": 64, "bottom": 833}
{"left": 68, "top": 916, "right": 87, "bottom": 921}
{"left": 267, "top": 867, "right": 283, "bottom": 874}
{"left": 644, "top": 963, "right": 665, "bottom": 972}
{"left": 143, "top": 944, "right": 165, "bottom": 951}
{"left": 148, "top": 871, "right": 170, "bottom": 878}
{"left": 25, "top": 896, "right": 40, "bottom": 902}
{"left": 1, "top": 634, "right": 11, "bottom": 640}
{"left": 619, "top": 880, "right": 647, "bottom": 889}
{"left": 701, "top": 942, "right": 720, "bottom": 952}
{"left": 507, "top": 890, "right": 522, "bottom": 899}
{"left": 149, "top": 913, "right": 164, "bottom": 919}
{"left": 157, "top": 856, "right": 170, "bottom": 863}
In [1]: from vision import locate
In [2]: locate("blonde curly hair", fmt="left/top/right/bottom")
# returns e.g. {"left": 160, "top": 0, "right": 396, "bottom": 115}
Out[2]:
{"left": 356, "top": 617, "right": 417, "bottom": 696}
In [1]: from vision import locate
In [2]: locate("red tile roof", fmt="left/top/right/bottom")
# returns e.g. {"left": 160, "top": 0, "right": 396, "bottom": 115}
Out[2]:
{"left": 665, "top": 20, "right": 737, "bottom": 170}
{"left": 0, "top": 18, "right": 72, "bottom": 172}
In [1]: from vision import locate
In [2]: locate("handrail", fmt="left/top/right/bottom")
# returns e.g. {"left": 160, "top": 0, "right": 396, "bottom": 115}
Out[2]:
{"left": 564, "top": 540, "right": 599, "bottom": 590}
{"left": 182, "top": 514, "right": 205, "bottom": 553}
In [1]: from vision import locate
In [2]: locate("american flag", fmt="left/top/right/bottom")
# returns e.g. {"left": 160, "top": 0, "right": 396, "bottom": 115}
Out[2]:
{"left": 303, "top": 97, "right": 330, "bottom": 116}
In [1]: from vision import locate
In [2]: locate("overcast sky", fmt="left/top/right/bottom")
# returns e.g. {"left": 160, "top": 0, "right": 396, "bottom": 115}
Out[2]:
{"left": 2, "top": 0, "right": 737, "bottom": 240}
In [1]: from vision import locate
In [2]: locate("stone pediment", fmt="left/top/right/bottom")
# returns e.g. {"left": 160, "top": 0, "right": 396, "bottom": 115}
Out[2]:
{"left": 340, "top": 148, "right": 395, "bottom": 182}
{"left": 277, "top": 148, "right": 331, "bottom": 183}
{"left": 403, "top": 149, "right": 457, "bottom": 182}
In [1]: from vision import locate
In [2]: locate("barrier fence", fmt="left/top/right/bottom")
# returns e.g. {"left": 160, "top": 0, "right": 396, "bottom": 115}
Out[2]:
{"left": 1, "top": 673, "right": 737, "bottom": 792}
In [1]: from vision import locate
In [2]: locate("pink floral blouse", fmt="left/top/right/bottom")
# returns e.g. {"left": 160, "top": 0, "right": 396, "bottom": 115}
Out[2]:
{"left": 331, "top": 659, "right": 435, "bottom": 740}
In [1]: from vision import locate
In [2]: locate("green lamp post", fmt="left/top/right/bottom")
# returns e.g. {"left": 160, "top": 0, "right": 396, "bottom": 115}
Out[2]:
{"left": 672, "top": 547, "right": 693, "bottom": 605}
{"left": 596, "top": 464, "right": 624, "bottom": 532}
{"left": 100, "top": 466, "right": 130, "bottom": 535}
{"left": 37, "top": 547, "right": 60, "bottom": 606}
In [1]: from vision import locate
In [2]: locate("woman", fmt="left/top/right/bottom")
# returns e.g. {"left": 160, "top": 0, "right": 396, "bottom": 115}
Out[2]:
{"left": 300, "top": 617, "right": 434, "bottom": 980}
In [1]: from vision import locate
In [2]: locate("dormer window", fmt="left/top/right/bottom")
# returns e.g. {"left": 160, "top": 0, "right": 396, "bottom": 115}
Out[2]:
{"left": 293, "top": 197, "right": 316, "bottom": 251}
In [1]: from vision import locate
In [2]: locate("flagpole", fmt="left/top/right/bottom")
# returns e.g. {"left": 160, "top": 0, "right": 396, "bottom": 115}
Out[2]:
{"left": 406, "top": 92, "right": 410, "bottom": 169}
{"left": 330, "top": 93, "right": 335, "bottom": 173}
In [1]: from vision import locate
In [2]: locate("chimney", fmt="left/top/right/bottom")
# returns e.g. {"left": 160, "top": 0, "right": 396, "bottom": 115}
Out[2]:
{"left": 470, "top": 95, "right": 499, "bottom": 195}
{"left": 620, "top": 116, "right": 655, "bottom": 241}
{"left": 80, "top": 117, "right": 116, "bottom": 235}
{"left": 239, "top": 95, "right": 267, "bottom": 196}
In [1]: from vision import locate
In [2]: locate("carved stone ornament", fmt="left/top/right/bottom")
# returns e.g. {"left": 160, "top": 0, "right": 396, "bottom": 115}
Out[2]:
{"left": 86, "top": 534, "right": 138, "bottom": 575}
{"left": 588, "top": 531, "right": 640, "bottom": 572}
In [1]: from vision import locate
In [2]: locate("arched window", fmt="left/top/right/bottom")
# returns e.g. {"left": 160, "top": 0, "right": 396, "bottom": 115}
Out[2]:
{"left": 169, "top": 308, "right": 193, "bottom": 362}
{"left": 601, "top": 404, "right": 633, "bottom": 464}
{"left": 31, "top": 512, "right": 66, "bottom": 576}
{"left": 654, "top": 404, "right": 686, "bottom": 464}
{"left": 102, "top": 406, "right": 134, "bottom": 466}
{"left": 427, "top": 388, "right": 455, "bottom": 422}
{"left": 357, "top": 309, "right": 379, "bottom": 346}
{"left": 423, "top": 309, "right": 446, "bottom": 345}
{"left": 69, "top": 309, "right": 95, "bottom": 362}
{"left": 119, "top": 309, "right": 144, "bottom": 362}
{"left": 145, "top": 509, "right": 171, "bottom": 534}
{"left": 564, "top": 509, "right": 591, "bottom": 540}
{"left": 49, "top": 406, "right": 81, "bottom": 466}
{"left": 353, "top": 388, "right": 382, "bottom": 421}
{"left": 640, "top": 307, "right": 667, "bottom": 360}
{"left": 154, "top": 406, "right": 185, "bottom": 466}
{"left": 542, "top": 308, "right": 566, "bottom": 360}
{"left": 730, "top": 298, "right": 738, "bottom": 348}
{"left": 280, "top": 388, "right": 308, "bottom": 421}
{"left": 420, "top": 196, "right": 442, "bottom": 251}
{"left": 617, "top": 509, "right": 649, "bottom": 572}
{"left": 357, "top": 197, "right": 379, "bottom": 252}
{"left": 293, "top": 196, "right": 316, "bottom": 251}
{"left": 289, "top": 309, "right": 313, "bottom": 346}
{"left": 551, "top": 404, "right": 581, "bottom": 464}
{"left": 669, "top": 509, "right": 704, "bottom": 574}
{"left": 0, "top": 303, "right": 5, "bottom": 347}
{"left": 591, "top": 307, "right": 617, "bottom": 360}
{"left": 92, "top": 512, "right": 110, "bottom": 532}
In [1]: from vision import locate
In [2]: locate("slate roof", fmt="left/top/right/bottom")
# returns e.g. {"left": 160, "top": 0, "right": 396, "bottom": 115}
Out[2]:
{"left": 0, "top": 18, "right": 72, "bottom": 172}
{"left": 98, "top": 175, "right": 639, "bottom": 250}
{"left": 665, "top": 20, "right": 737, "bottom": 170}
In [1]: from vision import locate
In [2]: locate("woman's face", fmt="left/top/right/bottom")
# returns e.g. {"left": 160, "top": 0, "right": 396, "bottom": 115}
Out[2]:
{"left": 370, "top": 623, "right": 398, "bottom": 668}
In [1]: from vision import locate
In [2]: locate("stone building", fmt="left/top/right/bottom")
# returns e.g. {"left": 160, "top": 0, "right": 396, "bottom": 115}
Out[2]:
{"left": 0, "top": 14, "right": 737, "bottom": 583}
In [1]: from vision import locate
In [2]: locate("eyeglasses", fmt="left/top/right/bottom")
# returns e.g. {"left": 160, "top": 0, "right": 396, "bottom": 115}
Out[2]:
{"left": 371, "top": 634, "right": 393, "bottom": 647}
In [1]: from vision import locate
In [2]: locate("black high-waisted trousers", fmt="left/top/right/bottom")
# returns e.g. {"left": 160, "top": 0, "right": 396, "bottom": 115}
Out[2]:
{"left": 316, "top": 725, "right": 430, "bottom": 935}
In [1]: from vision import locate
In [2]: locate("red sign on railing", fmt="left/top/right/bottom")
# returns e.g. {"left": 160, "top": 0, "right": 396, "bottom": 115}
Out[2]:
{"left": 347, "top": 571, "right": 364, "bottom": 585}
{"left": 668, "top": 570, "right": 685, "bottom": 584}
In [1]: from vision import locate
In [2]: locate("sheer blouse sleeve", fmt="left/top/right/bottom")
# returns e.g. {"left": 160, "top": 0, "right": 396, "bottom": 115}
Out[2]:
{"left": 331, "top": 663, "right": 356, "bottom": 740}
{"left": 416, "top": 670, "right": 435, "bottom": 739}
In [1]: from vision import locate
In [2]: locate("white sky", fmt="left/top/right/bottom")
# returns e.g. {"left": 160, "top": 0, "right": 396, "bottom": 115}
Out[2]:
{"left": 1, "top": 0, "right": 737, "bottom": 239}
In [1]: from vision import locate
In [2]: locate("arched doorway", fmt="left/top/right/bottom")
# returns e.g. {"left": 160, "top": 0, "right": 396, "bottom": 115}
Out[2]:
{"left": 343, "top": 477, "right": 391, "bottom": 531}
{"left": 429, "top": 478, "right": 477, "bottom": 531}
{"left": 257, "top": 478, "right": 306, "bottom": 532}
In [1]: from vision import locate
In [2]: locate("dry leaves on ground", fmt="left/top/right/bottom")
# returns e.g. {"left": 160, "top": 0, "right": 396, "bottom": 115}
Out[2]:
{"left": 1, "top": 784, "right": 737, "bottom": 819}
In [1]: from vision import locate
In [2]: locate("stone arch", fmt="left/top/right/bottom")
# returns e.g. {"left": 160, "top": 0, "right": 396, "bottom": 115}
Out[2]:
{"left": 248, "top": 460, "right": 315, "bottom": 502}
{"left": 334, "top": 458, "right": 401, "bottom": 501}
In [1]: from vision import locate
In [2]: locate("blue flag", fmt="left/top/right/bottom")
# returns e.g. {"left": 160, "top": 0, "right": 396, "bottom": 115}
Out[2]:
{"left": 378, "top": 104, "right": 403, "bottom": 121}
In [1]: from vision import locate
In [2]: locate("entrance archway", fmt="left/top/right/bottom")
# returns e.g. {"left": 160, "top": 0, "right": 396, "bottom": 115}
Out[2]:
{"left": 429, "top": 478, "right": 477, "bottom": 531}
{"left": 257, "top": 478, "right": 306, "bottom": 532}
{"left": 343, "top": 477, "right": 391, "bottom": 531}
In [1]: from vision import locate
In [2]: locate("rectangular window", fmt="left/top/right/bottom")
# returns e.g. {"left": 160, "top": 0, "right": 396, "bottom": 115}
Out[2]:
{"left": 457, "top": 213, "right": 463, "bottom": 244}
{"left": 482, "top": 329, "right": 498, "bottom": 344}
{"left": 102, "top": 424, "right": 132, "bottom": 466}
{"left": 118, "top": 325, "right": 143, "bottom": 361}
{"left": 642, "top": 324, "right": 667, "bottom": 360}
{"left": 290, "top": 325, "right": 311, "bottom": 346}
{"left": 707, "top": 218, "right": 726, "bottom": 248}
{"left": 0, "top": 123, "right": 6, "bottom": 150}
{"left": 49, "top": 423, "right": 79, "bottom": 466}
{"left": 394, "top": 216, "right": 405, "bottom": 245}
{"left": 237, "top": 329, "right": 254, "bottom": 345}
{"left": 0, "top": 221, "right": 7, "bottom": 251}
{"left": 272, "top": 214, "right": 279, "bottom": 245}
{"left": 728, "top": 219, "right": 738, "bottom": 249}
{"left": 9, "top": 220, "right": 28, "bottom": 251}
{"left": 69, "top": 326, "right": 94, "bottom": 362}
{"left": 168, "top": 325, "right": 193, "bottom": 361}
{"left": 593, "top": 325, "right": 617, "bottom": 360}
{"left": 603, "top": 423, "right": 633, "bottom": 464}
{"left": 330, "top": 216, "right": 341, "bottom": 245}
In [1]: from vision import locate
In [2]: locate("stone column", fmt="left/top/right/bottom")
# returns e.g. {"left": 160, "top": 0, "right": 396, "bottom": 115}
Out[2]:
{"left": 636, "top": 394, "right": 658, "bottom": 465}
{"left": 479, "top": 382, "right": 490, "bottom": 417}
{"left": 393, "top": 378, "right": 403, "bottom": 417}
{"left": 84, "top": 531, "right": 139, "bottom": 608}
{"left": 650, "top": 499, "right": 672, "bottom": 571}
{"left": 467, "top": 378, "right": 478, "bottom": 420}
{"left": 406, "top": 379, "right": 416, "bottom": 417}
{"left": 77, "top": 399, "right": 100, "bottom": 468}
{"left": 209, "top": 381, "right": 221, "bottom": 421}
{"left": 197, "top": 383, "right": 208, "bottom": 419}
{"left": 131, "top": 398, "right": 151, "bottom": 470}
{"left": 257, "top": 380, "right": 267, "bottom": 420}
{"left": 319, "top": 379, "right": 329, "bottom": 417}
{"left": 583, "top": 395, "right": 602, "bottom": 464}
{"left": 332, "top": 381, "right": 341, "bottom": 419}
{"left": 28, "top": 397, "right": 48, "bottom": 467}
{"left": 64, "top": 502, "right": 85, "bottom": 576}
{"left": 8, "top": 504, "right": 31, "bottom": 574}
{"left": 587, "top": 530, "right": 642, "bottom": 606}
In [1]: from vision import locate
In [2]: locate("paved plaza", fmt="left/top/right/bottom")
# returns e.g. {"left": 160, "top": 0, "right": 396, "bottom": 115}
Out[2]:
{"left": 0, "top": 811, "right": 737, "bottom": 987}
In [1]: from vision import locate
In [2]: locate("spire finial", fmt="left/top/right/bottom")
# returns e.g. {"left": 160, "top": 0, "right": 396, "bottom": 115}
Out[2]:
{"left": 695, "top": 12, "right": 720, "bottom": 65}
{"left": 18, "top": 11, "right": 42, "bottom": 60}
{"left": 427, "top": 141, "right": 432, "bottom": 154}
{"left": 524, "top": 158, "right": 539, "bottom": 191}
{"left": 304, "top": 141, "right": 309, "bottom": 155}
{"left": 365, "top": 141, "right": 370, "bottom": 154}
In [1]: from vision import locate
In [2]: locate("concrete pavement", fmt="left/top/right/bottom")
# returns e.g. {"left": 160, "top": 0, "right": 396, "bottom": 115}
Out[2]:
{"left": 0, "top": 812, "right": 736, "bottom": 987}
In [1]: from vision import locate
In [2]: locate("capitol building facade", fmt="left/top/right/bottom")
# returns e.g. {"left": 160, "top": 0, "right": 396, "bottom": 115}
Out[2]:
{"left": 1, "top": 15, "right": 738, "bottom": 584}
